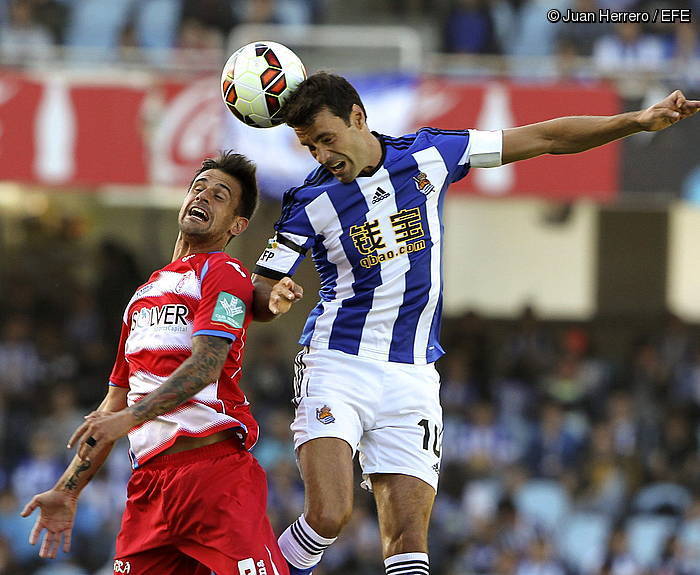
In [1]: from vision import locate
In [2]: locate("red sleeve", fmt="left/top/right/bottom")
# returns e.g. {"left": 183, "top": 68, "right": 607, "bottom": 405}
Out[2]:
{"left": 193, "top": 255, "right": 254, "bottom": 342}
{"left": 108, "top": 320, "right": 130, "bottom": 388}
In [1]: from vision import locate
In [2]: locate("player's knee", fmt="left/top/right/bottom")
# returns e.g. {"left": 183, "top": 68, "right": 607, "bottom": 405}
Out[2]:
{"left": 305, "top": 504, "right": 353, "bottom": 538}
{"left": 382, "top": 526, "right": 428, "bottom": 556}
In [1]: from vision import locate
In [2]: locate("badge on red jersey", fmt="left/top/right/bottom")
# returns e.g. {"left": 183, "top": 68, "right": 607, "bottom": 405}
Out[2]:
{"left": 212, "top": 292, "right": 246, "bottom": 329}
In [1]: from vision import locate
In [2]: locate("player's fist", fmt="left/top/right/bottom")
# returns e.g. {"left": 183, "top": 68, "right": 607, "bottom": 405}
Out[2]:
{"left": 269, "top": 277, "right": 303, "bottom": 315}
{"left": 639, "top": 90, "right": 700, "bottom": 131}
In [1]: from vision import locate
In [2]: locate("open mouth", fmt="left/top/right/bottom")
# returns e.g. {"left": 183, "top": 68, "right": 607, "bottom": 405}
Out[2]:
{"left": 188, "top": 206, "right": 209, "bottom": 222}
{"left": 328, "top": 160, "right": 345, "bottom": 174}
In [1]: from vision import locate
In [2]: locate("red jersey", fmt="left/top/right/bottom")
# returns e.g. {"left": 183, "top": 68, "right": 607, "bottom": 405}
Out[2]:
{"left": 108, "top": 251, "right": 258, "bottom": 468}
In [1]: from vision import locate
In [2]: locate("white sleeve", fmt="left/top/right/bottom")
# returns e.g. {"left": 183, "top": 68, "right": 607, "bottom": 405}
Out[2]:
{"left": 460, "top": 129, "right": 503, "bottom": 168}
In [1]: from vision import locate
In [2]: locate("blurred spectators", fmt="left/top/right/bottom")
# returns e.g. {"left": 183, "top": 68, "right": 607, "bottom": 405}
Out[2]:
{"left": 496, "top": 0, "right": 570, "bottom": 74}
{"left": 236, "top": 0, "right": 314, "bottom": 26}
{"left": 525, "top": 401, "right": 583, "bottom": 478}
{"left": 556, "top": 0, "right": 609, "bottom": 57}
{"left": 36, "top": 383, "right": 84, "bottom": 462}
{"left": 0, "top": 315, "right": 40, "bottom": 401}
{"left": 442, "top": 0, "right": 500, "bottom": 55}
{"left": 0, "top": 0, "right": 53, "bottom": 62}
{"left": 64, "top": 0, "right": 135, "bottom": 62}
{"left": 593, "top": 21, "right": 666, "bottom": 94}
{"left": 178, "top": 0, "right": 236, "bottom": 56}
{"left": 599, "top": 524, "right": 642, "bottom": 575}
{"left": 517, "top": 536, "right": 567, "bottom": 575}
{"left": 10, "top": 430, "right": 63, "bottom": 509}
{"left": 94, "top": 238, "right": 142, "bottom": 347}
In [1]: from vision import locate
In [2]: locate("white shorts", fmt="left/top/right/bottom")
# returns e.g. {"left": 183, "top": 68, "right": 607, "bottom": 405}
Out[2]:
{"left": 291, "top": 347, "right": 443, "bottom": 492}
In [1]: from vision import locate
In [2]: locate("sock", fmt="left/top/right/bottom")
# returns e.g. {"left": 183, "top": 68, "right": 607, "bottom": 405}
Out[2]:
{"left": 385, "top": 552, "right": 430, "bottom": 575}
{"left": 278, "top": 514, "right": 337, "bottom": 570}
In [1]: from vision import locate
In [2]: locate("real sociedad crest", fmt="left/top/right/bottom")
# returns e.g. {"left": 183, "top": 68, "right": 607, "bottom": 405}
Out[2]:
{"left": 413, "top": 172, "right": 435, "bottom": 195}
{"left": 316, "top": 405, "right": 335, "bottom": 424}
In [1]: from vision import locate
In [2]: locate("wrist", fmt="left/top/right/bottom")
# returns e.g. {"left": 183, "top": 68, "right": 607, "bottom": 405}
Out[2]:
{"left": 53, "top": 483, "right": 81, "bottom": 499}
{"left": 623, "top": 109, "right": 650, "bottom": 134}
{"left": 124, "top": 406, "right": 143, "bottom": 427}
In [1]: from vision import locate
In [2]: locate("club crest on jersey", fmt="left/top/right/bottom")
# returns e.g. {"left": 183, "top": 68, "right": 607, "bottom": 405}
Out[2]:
{"left": 316, "top": 405, "right": 335, "bottom": 424}
{"left": 413, "top": 172, "right": 435, "bottom": 195}
{"left": 113, "top": 559, "right": 131, "bottom": 574}
{"left": 175, "top": 270, "right": 195, "bottom": 293}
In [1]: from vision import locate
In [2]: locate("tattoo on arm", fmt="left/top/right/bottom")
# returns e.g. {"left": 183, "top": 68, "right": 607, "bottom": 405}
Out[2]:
{"left": 129, "top": 335, "right": 230, "bottom": 424}
{"left": 63, "top": 459, "right": 92, "bottom": 491}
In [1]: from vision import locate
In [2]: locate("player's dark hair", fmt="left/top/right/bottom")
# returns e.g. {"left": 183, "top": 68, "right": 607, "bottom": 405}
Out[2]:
{"left": 281, "top": 72, "right": 367, "bottom": 128}
{"left": 191, "top": 151, "right": 258, "bottom": 220}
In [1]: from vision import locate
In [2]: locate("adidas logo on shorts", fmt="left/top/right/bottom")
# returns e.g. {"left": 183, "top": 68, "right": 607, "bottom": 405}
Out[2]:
{"left": 371, "top": 187, "right": 390, "bottom": 204}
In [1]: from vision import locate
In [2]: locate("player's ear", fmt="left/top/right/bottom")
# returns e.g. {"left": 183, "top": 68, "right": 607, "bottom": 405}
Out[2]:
{"left": 351, "top": 104, "right": 365, "bottom": 128}
{"left": 229, "top": 216, "right": 249, "bottom": 237}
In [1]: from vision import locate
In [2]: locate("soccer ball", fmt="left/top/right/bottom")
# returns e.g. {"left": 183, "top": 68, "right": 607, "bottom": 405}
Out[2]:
{"left": 221, "top": 41, "right": 307, "bottom": 128}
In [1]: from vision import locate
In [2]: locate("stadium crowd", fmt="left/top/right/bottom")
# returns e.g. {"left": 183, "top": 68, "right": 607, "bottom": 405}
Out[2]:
{"left": 0, "top": 0, "right": 698, "bottom": 78}
{"left": 0, "top": 216, "right": 699, "bottom": 574}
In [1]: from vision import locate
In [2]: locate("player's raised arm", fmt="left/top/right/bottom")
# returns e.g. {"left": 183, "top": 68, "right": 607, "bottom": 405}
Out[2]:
{"left": 20, "top": 385, "right": 128, "bottom": 559}
{"left": 501, "top": 90, "right": 700, "bottom": 165}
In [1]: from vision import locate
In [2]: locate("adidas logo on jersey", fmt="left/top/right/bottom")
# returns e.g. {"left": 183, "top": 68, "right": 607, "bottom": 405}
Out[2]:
{"left": 372, "top": 187, "right": 390, "bottom": 204}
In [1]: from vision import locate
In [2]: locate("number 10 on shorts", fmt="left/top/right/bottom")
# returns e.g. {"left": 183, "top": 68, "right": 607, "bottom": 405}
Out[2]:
{"left": 418, "top": 419, "right": 442, "bottom": 457}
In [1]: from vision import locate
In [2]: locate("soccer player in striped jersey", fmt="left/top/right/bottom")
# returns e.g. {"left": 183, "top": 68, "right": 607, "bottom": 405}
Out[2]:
{"left": 252, "top": 73, "right": 699, "bottom": 575}
{"left": 21, "top": 152, "right": 289, "bottom": 575}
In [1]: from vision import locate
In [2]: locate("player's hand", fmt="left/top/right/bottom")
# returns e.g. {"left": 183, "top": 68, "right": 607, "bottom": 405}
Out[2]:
{"left": 269, "top": 276, "right": 303, "bottom": 315}
{"left": 638, "top": 90, "right": 700, "bottom": 131}
{"left": 67, "top": 410, "right": 137, "bottom": 461}
{"left": 20, "top": 489, "right": 78, "bottom": 558}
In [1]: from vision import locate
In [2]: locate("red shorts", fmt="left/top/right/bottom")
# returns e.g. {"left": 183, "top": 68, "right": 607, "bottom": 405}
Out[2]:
{"left": 114, "top": 439, "right": 289, "bottom": 575}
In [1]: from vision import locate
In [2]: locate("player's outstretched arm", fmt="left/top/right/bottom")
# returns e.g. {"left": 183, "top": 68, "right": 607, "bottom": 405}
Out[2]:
{"left": 20, "top": 386, "right": 128, "bottom": 559}
{"left": 501, "top": 90, "right": 700, "bottom": 165}
{"left": 252, "top": 274, "right": 303, "bottom": 322}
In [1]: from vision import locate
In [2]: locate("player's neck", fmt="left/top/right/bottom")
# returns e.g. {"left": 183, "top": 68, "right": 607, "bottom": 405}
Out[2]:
{"left": 172, "top": 234, "right": 226, "bottom": 261}
{"left": 360, "top": 131, "right": 383, "bottom": 175}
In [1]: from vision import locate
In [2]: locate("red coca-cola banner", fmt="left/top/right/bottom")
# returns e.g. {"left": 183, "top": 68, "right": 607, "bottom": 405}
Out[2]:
{"left": 414, "top": 79, "right": 620, "bottom": 200}
{"left": 0, "top": 71, "right": 222, "bottom": 188}
{"left": 0, "top": 69, "right": 620, "bottom": 200}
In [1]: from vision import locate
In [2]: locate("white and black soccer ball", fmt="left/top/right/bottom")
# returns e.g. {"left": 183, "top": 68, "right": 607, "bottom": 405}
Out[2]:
{"left": 221, "top": 41, "right": 307, "bottom": 128}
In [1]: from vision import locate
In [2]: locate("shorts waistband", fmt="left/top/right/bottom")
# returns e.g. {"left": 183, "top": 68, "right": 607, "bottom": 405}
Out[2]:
{"left": 139, "top": 438, "right": 243, "bottom": 470}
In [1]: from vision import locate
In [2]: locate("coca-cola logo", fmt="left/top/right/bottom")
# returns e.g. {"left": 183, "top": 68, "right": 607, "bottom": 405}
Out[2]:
{"left": 149, "top": 76, "right": 223, "bottom": 186}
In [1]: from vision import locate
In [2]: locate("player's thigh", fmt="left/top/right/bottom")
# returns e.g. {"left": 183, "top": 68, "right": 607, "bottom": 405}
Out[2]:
{"left": 298, "top": 436, "right": 355, "bottom": 515}
{"left": 113, "top": 546, "right": 208, "bottom": 575}
{"left": 291, "top": 347, "right": 378, "bottom": 455}
{"left": 358, "top": 361, "right": 442, "bottom": 491}
{"left": 372, "top": 473, "right": 436, "bottom": 555}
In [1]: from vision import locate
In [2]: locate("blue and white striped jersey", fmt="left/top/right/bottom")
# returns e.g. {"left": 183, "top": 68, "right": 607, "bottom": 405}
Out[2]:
{"left": 254, "top": 127, "right": 502, "bottom": 365}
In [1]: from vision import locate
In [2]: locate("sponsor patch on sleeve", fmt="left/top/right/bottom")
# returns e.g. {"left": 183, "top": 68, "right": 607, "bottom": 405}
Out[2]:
{"left": 212, "top": 292, "right": 246, "bottom": 329}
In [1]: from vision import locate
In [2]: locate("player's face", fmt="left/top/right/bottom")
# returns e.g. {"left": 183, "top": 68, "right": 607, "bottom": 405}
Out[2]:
{"left": 179, "top": 169, "right": 248, "bottom": 242}
{"left": 294, "top": 106, "right": 370, "bottom": 184}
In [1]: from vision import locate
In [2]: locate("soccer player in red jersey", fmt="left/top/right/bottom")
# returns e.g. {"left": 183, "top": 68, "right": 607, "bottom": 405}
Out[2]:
{"left": 21, "top": 152, "right": 289, "bottom": 575}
